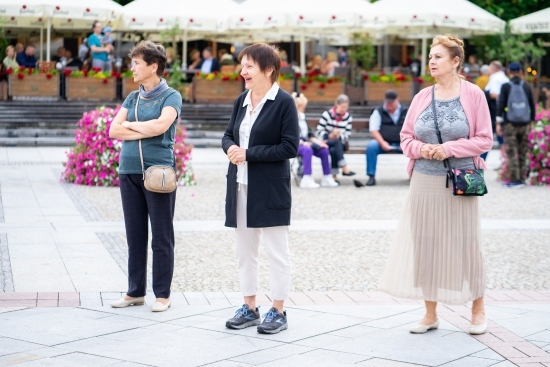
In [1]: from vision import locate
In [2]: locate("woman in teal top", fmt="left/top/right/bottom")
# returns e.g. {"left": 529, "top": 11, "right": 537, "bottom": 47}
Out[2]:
{"left": 109, "top": 41, "right": 182, "bottom": 313}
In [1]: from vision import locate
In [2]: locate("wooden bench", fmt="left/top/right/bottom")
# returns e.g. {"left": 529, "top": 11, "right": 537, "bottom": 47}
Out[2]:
{"left": 305, "top": 117, "right": 369, "bottom": 132}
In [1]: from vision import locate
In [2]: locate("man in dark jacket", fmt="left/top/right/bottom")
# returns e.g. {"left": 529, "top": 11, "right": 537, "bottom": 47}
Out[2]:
{"left": 16, "top": 45, "right": 38, "bottom": 68}
{"left": 196, "top": 47, "right": 220, "bottom": 73}
{"left": 355, "top": 90, "right": 408, "bottom": 187}
{"left": 496, "top": 62, "right": 535, "bottom": 188}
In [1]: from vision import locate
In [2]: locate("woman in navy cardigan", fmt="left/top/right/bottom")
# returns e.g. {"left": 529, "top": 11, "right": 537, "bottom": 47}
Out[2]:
{"left": 222, "top": 43, "right": 300, "bottom": 335}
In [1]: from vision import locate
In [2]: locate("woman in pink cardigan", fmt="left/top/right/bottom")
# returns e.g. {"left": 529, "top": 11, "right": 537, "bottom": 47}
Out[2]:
{"left": 380, "top": 35, "right": 493, "bottom": 335}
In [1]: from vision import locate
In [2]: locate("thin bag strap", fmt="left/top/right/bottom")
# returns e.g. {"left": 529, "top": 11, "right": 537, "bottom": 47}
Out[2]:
{"left": 135, "top": 96, "right": 145, "bottom": 179}
{"left": 431, "top": 86, "right": 451, "bottom": 170}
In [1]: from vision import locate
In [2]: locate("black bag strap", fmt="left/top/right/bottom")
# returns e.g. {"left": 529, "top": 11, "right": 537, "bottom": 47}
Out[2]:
{"left": 431, "top": 86, "right": 454, "bottom": 187}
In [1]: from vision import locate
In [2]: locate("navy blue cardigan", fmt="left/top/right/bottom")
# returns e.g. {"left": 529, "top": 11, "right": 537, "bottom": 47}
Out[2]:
{"left": 222, "top": 89, "right": 300, "bottom": 228}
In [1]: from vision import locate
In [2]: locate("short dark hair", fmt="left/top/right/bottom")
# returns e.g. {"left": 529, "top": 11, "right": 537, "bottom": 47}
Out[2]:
{"left": 238, "top": 43, "right": 281, "bottom": 84}
{"left": 203, "top": 47, "right": 213, "bottom": 54}
{"left": 129, "top": 41, "right": 167, "bottom": 77}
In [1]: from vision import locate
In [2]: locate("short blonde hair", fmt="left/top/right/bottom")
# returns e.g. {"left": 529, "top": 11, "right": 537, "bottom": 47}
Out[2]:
{"left": 327, "top": 51, "right": 337, "bottom": 63}
{"left": 430, "top": 34, "right": 465, "bottom": 74}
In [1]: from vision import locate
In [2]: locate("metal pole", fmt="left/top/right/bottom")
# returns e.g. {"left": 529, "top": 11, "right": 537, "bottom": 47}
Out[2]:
{"left": 182, "top": 29, "right": 188, "bottom": 69}
{"left": 300, "top": 30, "right": 306, "bottom": 75}
{"left": 40, "top": 27, "right": 44, "bottom": 61}
{"left": 46, "top": 18, "right": 51, "bottom": 62}
{"left": 290, "top": 35, "right": 297, "bottom": 93}
{"left": 420, "top": 27, "right": 427, "bottom": 77}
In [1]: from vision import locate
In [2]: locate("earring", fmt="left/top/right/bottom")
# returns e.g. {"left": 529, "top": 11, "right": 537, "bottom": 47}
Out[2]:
{"left": 452, "top": 72, "right": 456, "bottom": 76}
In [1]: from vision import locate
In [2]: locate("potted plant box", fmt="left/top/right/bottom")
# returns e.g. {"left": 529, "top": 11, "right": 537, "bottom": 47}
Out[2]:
{"left": 192, "top": 78, "right": 243, "bottom": 103}
{"left": 9, "top": 74, "right": 59, "bottom": 99}
{"left": 366, "top": 80, "right": 413, "bottom": 102}
{"left": 299, "top": 80, "right": 344, "bottom": 103}
{"left": 66, "top": 77, "right": 117, "bottom": 101}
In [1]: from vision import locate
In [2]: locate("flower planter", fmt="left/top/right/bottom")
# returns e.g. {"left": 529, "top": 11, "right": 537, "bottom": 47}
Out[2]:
{"left": 0, "top": 81, "right": 7, "bottom": 101}
{"left": 366, "top": 81, "right": 413, "bottom": 102}
{"left": 66, "top": 77, "right": 117, "bottom": 101}
{"left": 192, "top": 78, "right": 243, "bottom": 103}
{"left": 122, "top": 78, "right": 140, "bottom": 99}
{"left": 279, "top": 79, "right": 296, "bottom": 94}
{"left": 9, "top": 74, "right": 59, "bottom": 99}
{"left": 299, "top": 81, "right": 344, "bottom": 103}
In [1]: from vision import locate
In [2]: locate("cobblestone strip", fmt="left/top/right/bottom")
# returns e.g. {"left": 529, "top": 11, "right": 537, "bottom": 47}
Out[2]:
{"left": 60, "top": 181, "right": 103, "bottom": 221}
{"left": 97, "top": 233, "right": 128, "bottom": 276}
{"left": 0, "top": 234, "right": 14, "bottom": 292}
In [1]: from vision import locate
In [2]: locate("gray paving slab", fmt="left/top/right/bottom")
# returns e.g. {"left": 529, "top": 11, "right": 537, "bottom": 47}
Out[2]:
{"left": 325, "top": 325, "right": 486, "bottom": 367}
{"left": 470, "top": 348, "right": 507, "bottom": 361}
{"left": 357, "top": 358, "right": 427, "bottom": 366}
{"left": 0, "top": 337, "right": 45, "bottom": 357}
{"left": 49, "top": 352, "right": 124, "bottom": 366}
{"left": 494, "top": 315, "right": 550, "bottom": 337}
{"left": 526, "top": 330, "right": 550, "bottom": 343}
{"left": 292, "top": 333, "right": 351, "bottom": 348}
{"left": 439, "top": 356, "right": 501, "bottom": 367}
{"left": 229, "top": 344, "right": 314, "bottom": 365}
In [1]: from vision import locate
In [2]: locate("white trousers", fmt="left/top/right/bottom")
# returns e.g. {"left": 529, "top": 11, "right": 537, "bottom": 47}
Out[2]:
{"left": 235, "top": 184, "right": 291, "bottom": 300}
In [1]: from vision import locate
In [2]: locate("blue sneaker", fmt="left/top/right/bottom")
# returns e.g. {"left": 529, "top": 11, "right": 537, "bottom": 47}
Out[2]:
{"left": 257, "top": 307, "right": 288, "bottom": 334}
{"left": 226, "top": 304, "right": 261, "bottom": 330}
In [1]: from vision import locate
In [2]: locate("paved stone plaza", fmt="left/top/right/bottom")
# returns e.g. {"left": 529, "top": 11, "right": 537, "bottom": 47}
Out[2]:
{"left": 0, "top": 147, "right": 549, "bottom": 366}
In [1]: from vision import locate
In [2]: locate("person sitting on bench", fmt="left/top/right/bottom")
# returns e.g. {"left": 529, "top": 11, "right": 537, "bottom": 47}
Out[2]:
{"left": 355, "top": 90, "right": 408, "bottom": 187}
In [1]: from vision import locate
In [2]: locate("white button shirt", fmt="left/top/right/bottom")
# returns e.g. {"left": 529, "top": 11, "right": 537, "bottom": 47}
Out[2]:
{"left": 237, "top": 82, "right": 280, "bottom": 185}
{"left": 485, "top": 70, "right": 510, "bottom": 96}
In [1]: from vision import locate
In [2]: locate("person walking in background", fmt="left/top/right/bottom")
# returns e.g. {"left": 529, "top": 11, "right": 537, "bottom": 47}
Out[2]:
{"left": 196, "top": 47, "right": 220, "bottom": 73}
{"left": 380, "top": 34, "right": 493, "bottom": 336}
{"left": 16, "top": 45, "right": 38, "bottom": 68}
{"left": 222, "top": 43, "right": 299, "bottom": 334}
{"left": 484, "top": 60, "right": 509, "bottom": 154}
{"left": 108, "top": 41, "right": 182, "bottom": 313}
{"left": 475, "top": 65, "right": 490, "bottom": 91}
{"left": 78, "top": 38, "right": 89, "bottom": 64}
{"left": 292, "top": 92, "right": 339, "bottom": 189}
{"left": 316, "top": 94, "right": 356, "bottom": 182}
{"left": 88, "top": 21, "right": 113, "bottom": 71}
{"left": 3, "top": 45, "right": 19, "bottom": 70}
{"left": 355, "top": 90, "right": 408, "bottom": 187}
{"left": 496, "top": 62, "right": 535, "bottom": 188}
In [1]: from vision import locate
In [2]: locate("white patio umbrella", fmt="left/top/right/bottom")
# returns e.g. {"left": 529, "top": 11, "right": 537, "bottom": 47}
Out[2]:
{"left": 367, "top": 0, "right": 506, "bottom": 74}
{"left": 0, "top": 0, "right": 122, "bottom": 61}
{"left": 121, "top": 0, "right": 235, "bottom": 68}
{"left": 510, "top": 7, "right": 550, "bottom": 34}
{"left": 227, "top": 0, "right": 374, "bottom": 72}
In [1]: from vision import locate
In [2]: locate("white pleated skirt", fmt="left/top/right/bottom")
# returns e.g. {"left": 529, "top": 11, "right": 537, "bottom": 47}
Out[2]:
{"left": 380, "top": 170, "right": 486, "bottom": 305}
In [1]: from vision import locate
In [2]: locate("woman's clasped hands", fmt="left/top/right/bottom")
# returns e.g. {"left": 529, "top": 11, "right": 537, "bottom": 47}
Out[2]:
{"left": 227, "top": 145, "right": 247, "bottom": 165}
{"left": 420, "top": 143, "right": 448, "bottom": 161}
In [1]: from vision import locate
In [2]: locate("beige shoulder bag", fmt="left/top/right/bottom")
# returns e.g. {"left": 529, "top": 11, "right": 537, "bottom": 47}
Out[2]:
{"left": 135, "top": 96, "right": 177, "bottom": 193}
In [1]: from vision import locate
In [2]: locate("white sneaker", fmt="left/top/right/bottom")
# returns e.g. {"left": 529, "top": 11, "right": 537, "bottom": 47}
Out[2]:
{"left": 300, "top": 175, "right": 320, "bottom": 189}
{"left": 321, "top": 175, "right": 339, "bottom": 188}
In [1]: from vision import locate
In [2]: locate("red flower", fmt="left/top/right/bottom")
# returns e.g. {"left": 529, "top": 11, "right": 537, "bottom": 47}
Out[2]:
{"left": 295, "top": 73, "right": 302, "bottom": 78}
{"left": 19, "top": 66, "right": 25, "bottom": 71}
{"left": 221, "top": 76, "right": 230, "bottom": 81}
{"left": 195, "top": 72, "right": 200, "bottom": 76}
{"left": 327, "top": 79, "right": 333, "bottom": 84}
{"left": 17, "top": 73, "right": 24, "bottom": 79}
{"left": 307, "top": 79, "right": 313, "bottom": 84}
{"left": 300, "top": 85, "right": 307, "bottom": 90}
{"left": 46, "top": 73, "right": 53, "bottom": 79}
{"left": 28, "top": 68, "right": 34, "bottom": 74}
{"left": 363, "top": 74, "right": 369, "bottom": 80}
{"left": 379, "top": 71, "right": 386, "bottom": 76}
{"left": 417, "top": 77, "right": 424, "bottom": 84}
{"left": 83, "top": 70, "right": 89, "bottom": 77}
{"left": 6, "top": 68, "right": 13, "bottom": 75}
{"left": 103, "top": 78, "right": 108, "bottom": 84}
{"left": 213, "top": 71, "right": 219, "bottom": 76}
{"left": 319, "top": 83, "right": 326, "bottom": 89}
{"left": 234, "top": 76, "right": 240, "bottom": 81}
{"left": 163, "top": 71, "right": 169, "bottom": 77}
{"left": 64, "top": 69, "right": 72, "bottom": 77}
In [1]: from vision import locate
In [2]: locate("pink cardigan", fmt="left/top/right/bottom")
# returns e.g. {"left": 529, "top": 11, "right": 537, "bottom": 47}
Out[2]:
{"left": 400, "top": 80, "right": 493, "bottom": 177}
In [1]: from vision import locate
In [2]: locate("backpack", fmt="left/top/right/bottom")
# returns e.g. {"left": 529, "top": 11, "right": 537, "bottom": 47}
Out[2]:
{"left": 506, "top": 80, "right": 530, "bottom": 123}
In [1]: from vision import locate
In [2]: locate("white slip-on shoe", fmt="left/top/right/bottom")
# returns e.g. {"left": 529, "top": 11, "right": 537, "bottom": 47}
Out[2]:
{"left": 469, "top": 320, "right": 488, "bottom": 335}
{"left": 409, "top": 319, "right": 439, "bottom": 334}
{"left": 321, "top": 175, "right": 339, "bottom": 188}
{"left": 300, "top": 175, "right": 320, "bottom": 189}
{"left": 152, "top": 299, "right": 171, "bottom": 312}
{"left": 110, "top": 296, "right": 145, "bottom": 308}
